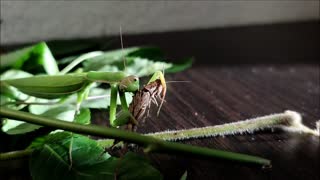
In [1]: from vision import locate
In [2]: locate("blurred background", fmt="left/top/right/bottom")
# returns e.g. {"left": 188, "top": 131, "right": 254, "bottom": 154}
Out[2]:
{"left": 1, "top": 1, "right": 319, "bottom": 44}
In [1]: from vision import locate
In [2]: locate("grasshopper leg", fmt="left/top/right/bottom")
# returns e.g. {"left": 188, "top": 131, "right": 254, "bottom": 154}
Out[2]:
{"left": 148, "top": 71, "right": 167, "bottom": 116}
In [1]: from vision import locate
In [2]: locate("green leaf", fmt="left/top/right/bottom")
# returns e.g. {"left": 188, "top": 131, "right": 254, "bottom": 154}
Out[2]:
{"left": 165, "top": 58, "right": 193, "bottom": 73}
{"left": 0, "top": 69, "right": 33, "bottom": 80}
{"left": 2, "top": 105, "right": 75, "bottom": 135}
{"left": 81, "top": 46, "right": 191, "bottom": 77}
{"left": 29, "top": 104, "right": 76, "bottom": 121}
{"left": 74, "top": 108, "right": 91, "bottom": 124}
{"left": 30, "top": 132, "right": 111, "bottom": 163}
{"left": 29, "top": 132, "right": 115, "bottom": 180}
{"left": 29, "top": 132, "right": 162, "bottom": 180}
{"left": 82, "top": 47, "right": 168, "bottom": 74}
{"left": 41, "top": 105, "right": 76, "bottom": 121}
{"left": 81, "top": 87, "right": 132, "bottom": 109}
{"left": 180, "top": 171, "right": 188, "bottom": 180}
{"left": 116, "top": 152, "right": 163, "bottom": 180}
{"left": 0, "top": 94, "right": 12, "bottom": 105}
{"left": 0, "top": 42, "right": 59, "bottom": 75}
{"left": 82, "top": 47, "right": 140, "bottom": 71}
{"left": 1, "top": 119, "right": 41, "bottom": 135}
{"left": 84, "top": 56, "right": 173, "bottom": 78}
{"left": 2, "top": 100, "right": 93, "bottom": 135}
{"left": 27, "top": 99, "right": 60, "bottom": 114}
{"left": 80, "top": 88, "right": 110, "bottom": 109}
{"left": 125, "top": 57, "right": 172, "bottom": 77}
{"left": 58, "top": 55, "right": 78, "bottom": 65}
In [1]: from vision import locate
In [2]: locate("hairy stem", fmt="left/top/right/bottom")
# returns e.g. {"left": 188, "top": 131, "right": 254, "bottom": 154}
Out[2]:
{"left": 0, "top": 107, "right": 269, "bottom": 166}
{"left": 146, "top": 111, "right": 319, "bottom": 141}
{"left": 97, "top": 111, "right": 319, "bottom": 148}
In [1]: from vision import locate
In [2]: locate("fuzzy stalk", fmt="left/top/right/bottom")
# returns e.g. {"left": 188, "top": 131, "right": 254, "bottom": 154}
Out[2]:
{"left": 146, "top": 111, "right": 319, "bottom": 141}
{"left": 0, "top": 107, "right": 270, "bottom": 166}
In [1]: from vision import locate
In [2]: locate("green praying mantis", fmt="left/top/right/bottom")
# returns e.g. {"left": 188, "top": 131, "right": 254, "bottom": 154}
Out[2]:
{"left": 0, "top": 69, "right": 166, "bottom": 127}
{"left": 0, "top": 29, "right": 167, "bottom": 128}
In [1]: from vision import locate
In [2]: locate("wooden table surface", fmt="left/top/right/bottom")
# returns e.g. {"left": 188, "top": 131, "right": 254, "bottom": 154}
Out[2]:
{"left": 1, "top": 21, "right": 319, "bottom": 180}
{"left": 91, "top": 21, "right": 320, "bottom": 180}
{"left": 135, "top": 64, "right": 319, "bottom": 180}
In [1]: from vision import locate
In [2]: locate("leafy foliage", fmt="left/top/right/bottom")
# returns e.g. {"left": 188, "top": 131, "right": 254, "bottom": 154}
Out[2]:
{"left": 0, "top": 69, "right": 33, "bottom": 101}
{"left": 74, "top": 108, "right": 91, "bottom": 124}
{"left": 82, "top": 47, "right": 191, "bottom": 76}
{"left": 1, "top": 119, "right": 41, "bottom": 135}
{"left": 0, "top": 42, "right": 59, "bottom": 75}
{"left": 29, "top": 132, "right": 112, "bottom": 179}
{"left": 29, "top": 132, "right": 162, "bottom": 180}
{"left": 0, "top": 41, "right": 192, "bottom": 179}
{"left": 0, "top": 43, "right": 192, "bottom": 132}
{"left": 115, "top": 152, "right": 163, "bottom": 180}
{"left": 2, "top": 105, "right": 76, "bottom": 135}
{"left": 166, "top": 58, "right": 193, "bottom": 73}
{"left": 82, "top": 47, "right": 140, "bottom": 71}
{"left": 80, "top": 87, "right": 132, "bottom": 109}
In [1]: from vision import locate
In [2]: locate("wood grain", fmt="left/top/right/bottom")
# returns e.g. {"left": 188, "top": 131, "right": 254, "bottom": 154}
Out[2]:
{"left": 91, "top": 64, "right": 320, "bottom": 180}
{"left": 135, "top": 64, "right": 319, "bottom": 180}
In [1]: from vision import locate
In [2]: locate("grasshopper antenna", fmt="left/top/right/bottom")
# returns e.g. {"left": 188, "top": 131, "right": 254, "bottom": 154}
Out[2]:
{"left": 120, "top": 26, "right": 127, "bottom": 72}
{"left": 165, "top": 80, "right": 191, "bottom": 83}
{"left": 156, "top": 65, "right": 191, "bottom": 116}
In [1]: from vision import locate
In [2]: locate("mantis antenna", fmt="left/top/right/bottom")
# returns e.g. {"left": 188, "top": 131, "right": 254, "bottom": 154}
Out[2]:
{"left": 120, "top": 26, "right": 127, "bottom": 72}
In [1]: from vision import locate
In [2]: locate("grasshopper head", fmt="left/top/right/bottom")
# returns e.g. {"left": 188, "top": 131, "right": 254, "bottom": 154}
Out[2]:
{"left": 119, "top": 75, "right": 139, "bottom": 92}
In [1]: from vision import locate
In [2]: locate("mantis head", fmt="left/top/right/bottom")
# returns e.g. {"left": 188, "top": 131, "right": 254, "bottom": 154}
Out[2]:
{"left": 119, "top": 75, "right": 140, "bottom": 92}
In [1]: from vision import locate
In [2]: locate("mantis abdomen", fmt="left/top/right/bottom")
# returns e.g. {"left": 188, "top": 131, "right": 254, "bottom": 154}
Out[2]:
{"left": 1, "top": 71, "right": 140, "bottom": 99}
{"left": 2, "top": 74, "right": 87, "bottom": 99}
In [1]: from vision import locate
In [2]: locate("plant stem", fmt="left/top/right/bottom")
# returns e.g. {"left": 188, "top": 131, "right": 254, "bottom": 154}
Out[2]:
{"left": 0, "top": 107, "right": 270, "bottom": 166}
{"left": 146, "top": 111, "right": 319, "bottom": 141}
{"left": 97, "top": 111, "right": 319, "bottom": 148}
{"left": 0, "top": 149, "right": 33, "bottom": 160}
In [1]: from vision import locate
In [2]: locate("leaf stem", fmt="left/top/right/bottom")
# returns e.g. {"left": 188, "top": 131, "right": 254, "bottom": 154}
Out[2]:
{"left": 146, "top": 111, "right": 319, "bottom": 141}
{"left": 0, "top": 107, "right": 270, "bottom": 166}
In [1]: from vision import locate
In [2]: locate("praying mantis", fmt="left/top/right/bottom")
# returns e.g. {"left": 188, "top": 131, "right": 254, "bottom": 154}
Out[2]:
{"left": 0, "top": 70, "right": 166, "bottom": 127}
